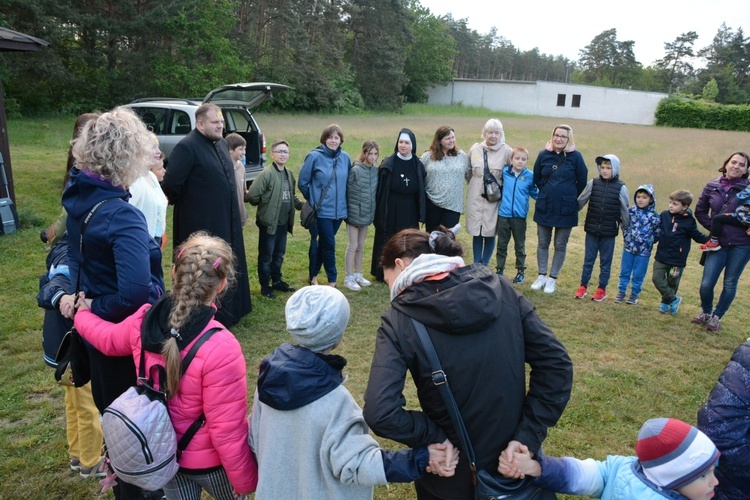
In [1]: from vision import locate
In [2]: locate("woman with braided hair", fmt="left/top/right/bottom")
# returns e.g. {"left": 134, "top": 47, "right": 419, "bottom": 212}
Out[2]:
{"left": 75, "top": 232, "right": 258, "bottom": 499}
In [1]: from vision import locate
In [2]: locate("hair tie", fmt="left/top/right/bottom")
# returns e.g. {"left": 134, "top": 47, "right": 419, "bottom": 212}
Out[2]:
{"left": 429, "top": 223, "right": 462, "bottom": 251}
{"left": 212, "top": 256, "right": 222, "bottom": 269}
{"left": 170, "top": 328, "right": 183, "bottom": 341}
{"left": 176, "top": 247, "right": 186, "bottom": 260}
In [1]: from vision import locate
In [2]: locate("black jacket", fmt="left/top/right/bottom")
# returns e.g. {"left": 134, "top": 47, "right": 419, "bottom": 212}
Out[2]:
{"left": 163, "top": 129, "right": 252, "bottom": 326}
{"left": 363, "top": 264, "right": 573, "bottom": 497}
{"left": 583, "top": 177, "right": 626, "bottom": 237}
{"left": 654, "top": 209, "right": 709, "bottom": 267}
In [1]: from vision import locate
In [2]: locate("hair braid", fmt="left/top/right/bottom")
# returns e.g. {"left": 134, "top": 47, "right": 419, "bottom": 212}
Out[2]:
{"left": 162, "top": 232, "right": 235, "bottom": 397}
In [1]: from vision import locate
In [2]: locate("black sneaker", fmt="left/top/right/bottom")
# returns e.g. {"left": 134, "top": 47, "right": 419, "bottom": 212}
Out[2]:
{"left": 261, "top": 286, "right": 276, "bottom": 299}
{"left": 272, "top": 280, "right": 296, "bottom": 293}
{"left": 512, "top": 271, "right": 525, "bottom": 284}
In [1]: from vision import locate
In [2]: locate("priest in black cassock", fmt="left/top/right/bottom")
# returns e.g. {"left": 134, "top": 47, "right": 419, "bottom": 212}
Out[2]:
{"left": 162, "top": 103, "right": 252, "bottom": 327}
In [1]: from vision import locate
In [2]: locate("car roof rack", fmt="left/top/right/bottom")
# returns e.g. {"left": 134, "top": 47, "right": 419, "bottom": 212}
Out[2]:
{"left": 129, "top": 97, "right": 200, "bottom": 105}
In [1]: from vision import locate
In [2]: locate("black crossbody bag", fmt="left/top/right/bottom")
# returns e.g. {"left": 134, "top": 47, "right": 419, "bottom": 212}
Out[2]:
{"left": 54, "top": 198, "right": 118, "bottom": 387}
{"left": 300, "top": 159, "right": 337, "bottom": 229}
{"left": 410, "top": 317, "right": 556, "bottom": 500}
{"left": 481, "top": 149, "right": 502, "bottom": 203}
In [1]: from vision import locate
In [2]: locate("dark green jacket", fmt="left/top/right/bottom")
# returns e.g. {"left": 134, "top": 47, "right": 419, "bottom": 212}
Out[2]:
{"left": 247, "top": 164, "right": 304, "bottom": 235}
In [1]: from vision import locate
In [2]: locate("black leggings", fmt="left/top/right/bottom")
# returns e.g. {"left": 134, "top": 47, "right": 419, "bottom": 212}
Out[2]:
{"left": 710, "top": 213, "right": 747, "bottom": 238}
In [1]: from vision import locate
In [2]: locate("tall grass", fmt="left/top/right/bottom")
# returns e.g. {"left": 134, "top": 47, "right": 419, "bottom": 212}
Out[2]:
{"left": 1, "top": 108, "right": 748, "bottom": 499}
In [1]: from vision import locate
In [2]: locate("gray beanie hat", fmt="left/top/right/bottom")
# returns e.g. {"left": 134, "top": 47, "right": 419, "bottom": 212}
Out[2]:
{"left": 285, "top": 286, "right": 350, "bottom": 352}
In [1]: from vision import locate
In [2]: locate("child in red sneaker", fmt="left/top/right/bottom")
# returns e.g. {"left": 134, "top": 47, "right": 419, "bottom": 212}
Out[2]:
{"left": 575, "top": 154, "right": 629, "bottom": 302}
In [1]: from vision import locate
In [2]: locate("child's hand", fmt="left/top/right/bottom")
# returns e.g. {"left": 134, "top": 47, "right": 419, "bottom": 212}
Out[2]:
{"left": 59, "top": 293, "right": 77, "bottom": 319}
{"left": 426, "top": 439, "right": 459, "bottom": 477}
{"left": 498, "top": 441, "right": 541, "bottom": 479}
{"left": 75, "top": 291, "right": 92, "bottom": 312}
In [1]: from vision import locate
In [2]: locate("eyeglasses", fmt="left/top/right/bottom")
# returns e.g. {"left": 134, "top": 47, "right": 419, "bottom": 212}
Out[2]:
{"left": 553, "top": 134, "right": 568, "bottom": 139}
{"left": 273, "top": 150, "right": 289, "bottom": 155}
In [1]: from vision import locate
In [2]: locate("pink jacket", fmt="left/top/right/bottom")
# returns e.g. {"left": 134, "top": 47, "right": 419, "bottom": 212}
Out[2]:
{"left": 75, "top": 304, "right": 257, "bottom": 494}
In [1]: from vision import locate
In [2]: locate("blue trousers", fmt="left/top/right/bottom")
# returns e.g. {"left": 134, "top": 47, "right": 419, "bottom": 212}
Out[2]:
{"left": 699, "top": 244, "right": 750, "bottom": 317}
{"left": 472, "top": 236, "right": 495, "bottom": 266}
{"left": 308, "top": 218, "right": 343, "bottom": 283}
{"left": 617, "top": 249, "right": 650, "bottom": 296}
{"left": 580, "top": 233, "right": 616, "bottom": 288}
{"left": 257, "top": 221, "right": 288, "bottom": 286}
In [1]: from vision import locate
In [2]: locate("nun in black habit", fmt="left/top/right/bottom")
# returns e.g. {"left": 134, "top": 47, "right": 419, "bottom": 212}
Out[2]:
{"left": 370, "top": 128, "right": 426, "bottom": 281}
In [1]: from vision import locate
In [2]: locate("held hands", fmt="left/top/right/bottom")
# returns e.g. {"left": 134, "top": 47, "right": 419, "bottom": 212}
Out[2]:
{"left": 59, "top": 293, "right": 77, "bottom": 319}
{"left": 498, "top": 440, "right": 541, "bottom": 479}
{"left": 74, "top": 292, "right": 92, "bottom": 312}
{"left": 425, "top": 439, "right": 459, "bottom": 477}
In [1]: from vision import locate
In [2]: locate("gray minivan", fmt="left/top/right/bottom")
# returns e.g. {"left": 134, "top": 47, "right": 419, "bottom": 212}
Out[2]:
{"left": 127, "top": 82, "right": 290, "bottom": 185}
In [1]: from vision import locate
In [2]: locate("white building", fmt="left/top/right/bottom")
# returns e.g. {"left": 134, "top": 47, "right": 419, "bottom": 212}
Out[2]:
{"left": 427, "top": 79, "right": 668, "bottom": 126}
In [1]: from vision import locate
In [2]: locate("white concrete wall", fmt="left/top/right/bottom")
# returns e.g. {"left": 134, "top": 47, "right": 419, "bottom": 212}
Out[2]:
{"left": 427, "top": 79, "right": 668, "bottom": 126}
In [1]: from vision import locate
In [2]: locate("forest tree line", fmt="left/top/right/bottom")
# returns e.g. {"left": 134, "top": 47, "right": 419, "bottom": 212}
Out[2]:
{"left": 1, "top": 0, "right": 748, "bottom": 116}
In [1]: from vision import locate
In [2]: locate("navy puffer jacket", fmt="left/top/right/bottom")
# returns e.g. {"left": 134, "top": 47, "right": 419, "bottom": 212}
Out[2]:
{"left": 698, "top": 340, "right": 750, "bottom": 500}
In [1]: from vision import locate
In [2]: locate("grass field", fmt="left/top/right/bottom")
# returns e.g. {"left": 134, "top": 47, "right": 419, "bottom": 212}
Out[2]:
{"left": 1, "top": 104, "right": 748, "bottom": 499}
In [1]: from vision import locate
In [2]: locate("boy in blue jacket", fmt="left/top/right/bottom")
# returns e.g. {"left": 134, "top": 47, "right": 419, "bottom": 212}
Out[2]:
{"left": 498, "top": 417, "right": 720, "bottom": 500}
{"left": 496, "top": 147, "right": 538, "bottom": 283}
{"left": 615, "top": 184, "right": 661, "bottom": 305}
{"left": 652, "top": 190, "right": 709, "bottom": 315}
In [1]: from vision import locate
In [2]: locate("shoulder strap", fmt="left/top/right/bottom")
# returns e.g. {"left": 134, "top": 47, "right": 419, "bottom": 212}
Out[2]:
{"left": 539, "top": 153, "right": 566, "bottom": 191}
{"left": 482, "top": 149, "right": 500, "bottom": 185}
{"left": 313, "top": 159, "right": 338, "bottom": 212}
{"left": 181, "top": 327, "right": 222, "bottom": 375}
{"left": 177, "top": 327, "right": 222, "bottom": 454}
{"left": 75, "top": 198, "right": 118, "bottom": 295}
{"left": 409, "top": 318, "right": 479, "bottom": 475}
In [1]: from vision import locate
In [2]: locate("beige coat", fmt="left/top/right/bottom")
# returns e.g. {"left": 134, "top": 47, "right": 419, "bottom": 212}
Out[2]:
{"left": 466, "top": 141, "right": 512, "bottom": 236}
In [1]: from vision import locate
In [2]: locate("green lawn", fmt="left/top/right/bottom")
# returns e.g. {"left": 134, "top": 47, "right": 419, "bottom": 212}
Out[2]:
{"left": 0, "top": 106, "right": 747, "bottom": 499}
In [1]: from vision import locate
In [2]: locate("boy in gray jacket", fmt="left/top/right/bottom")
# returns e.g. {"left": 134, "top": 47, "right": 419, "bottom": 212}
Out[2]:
{"left": 250, "top": 286, "right": 456, "bottom": 499}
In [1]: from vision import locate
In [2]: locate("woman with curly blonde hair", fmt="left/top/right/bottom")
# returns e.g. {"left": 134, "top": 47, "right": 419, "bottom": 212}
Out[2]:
{"left": 60, "top": 106, "right": 166, "bottom": 499}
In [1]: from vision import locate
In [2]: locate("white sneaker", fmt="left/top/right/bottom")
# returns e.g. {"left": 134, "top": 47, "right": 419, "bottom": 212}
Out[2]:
{"left": 531, "top": 275, "right": 547, "bottom": 291}
{"left": 354, "top": 273, "right": 372, "bottom": 287}
{"left": 543, "top": 277, "right": 557, "bottom": 294}
{"left": 344, "top": 275, "right": 361, "bottom": 291}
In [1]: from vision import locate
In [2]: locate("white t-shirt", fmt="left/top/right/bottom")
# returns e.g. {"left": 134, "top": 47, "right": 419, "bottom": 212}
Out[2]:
{"left": 129, "top": 171, "right": 168, "bottom": 238}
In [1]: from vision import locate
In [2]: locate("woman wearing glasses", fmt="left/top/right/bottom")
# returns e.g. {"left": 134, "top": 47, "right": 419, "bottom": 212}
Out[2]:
{"left": 529, "top": 124, "right": 588, "bottom": 294}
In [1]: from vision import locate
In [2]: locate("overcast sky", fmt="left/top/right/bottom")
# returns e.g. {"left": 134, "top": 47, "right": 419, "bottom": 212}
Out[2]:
{"left": 420, "top": 0, "right": 749, "bottom": 67}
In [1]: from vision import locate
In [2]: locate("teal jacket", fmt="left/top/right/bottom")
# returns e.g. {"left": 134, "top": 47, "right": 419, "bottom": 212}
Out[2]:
{"left": 247, "top": 164, "right": 303, "bottom": 235}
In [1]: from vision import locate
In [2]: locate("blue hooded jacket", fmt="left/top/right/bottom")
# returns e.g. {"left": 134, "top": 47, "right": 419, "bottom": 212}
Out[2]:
{"left": 298, "top": 144, "right": 351, "bottom": 220}
{"left": 623, "top": 184, "right": 661, "bottom": 256}
{"left": 499, "top": 166, "right": 538, "bottom": 218}
{"left": 62, "top": 168, "right": 164, "bottom": 322}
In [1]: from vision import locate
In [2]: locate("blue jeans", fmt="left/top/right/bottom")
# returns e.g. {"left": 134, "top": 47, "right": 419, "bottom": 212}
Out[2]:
{"left": 618, "top": 250, "right": 650, "bottom": 296}
{"left": 257, "top": 222, "right": 288, "bottom": 287}
{"left": 308, "top": 218, "right": 343, "bottom": 283}
{"left": 473, "top": 236, "right": 495, "bottom": 266}
{"left": 699, "top": 245, "right": 750, "bottom": 317}
{"left": 580, "top": 233, "right": 616, "bottom": 288}
{"left": 536, "top": 224, "right": 572, "bottom": 279}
